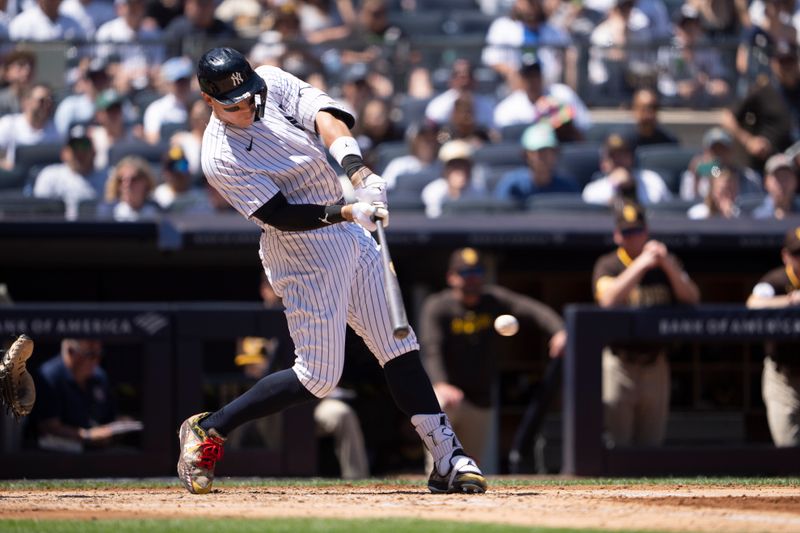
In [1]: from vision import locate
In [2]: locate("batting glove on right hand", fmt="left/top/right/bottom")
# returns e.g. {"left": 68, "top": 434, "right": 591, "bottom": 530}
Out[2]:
{"left": 351, "top": 202, "right": 389, "bottom": 232}
{"left": 353, "top": 173, "right": 388, "bottom": 206}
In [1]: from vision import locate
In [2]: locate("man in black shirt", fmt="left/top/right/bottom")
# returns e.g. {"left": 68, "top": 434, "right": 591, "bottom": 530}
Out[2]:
{"left": 592, "top": 201, "right": 699, "bottom": 447}
{"left": 722, "top": 40, "right": 800, "bottom": 172}
{"left": 419, "top": 248, "right": 566, "bottom": 470}
{"left": 746, "top": 226, "right": 800, "bottom": 447}
{"left": 622, "top": 88, "right": 679, "bottom": 151}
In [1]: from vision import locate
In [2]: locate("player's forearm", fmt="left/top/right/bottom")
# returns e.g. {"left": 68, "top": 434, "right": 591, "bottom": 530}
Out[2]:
{"left": 597, "top": 265, "right": 649, "bottom": 307}
{"left": 747, "top": 294, "right": 794, "bottom": 309}
{"left": 253, "top": 192, "right": 352, "bottom": 231}
{"left": 662, "top": 258, "right": 700, "bottom": 304}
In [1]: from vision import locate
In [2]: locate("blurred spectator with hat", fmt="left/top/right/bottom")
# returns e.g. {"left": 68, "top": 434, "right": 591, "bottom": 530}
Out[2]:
{"left": 582, "top": 133, "right": 672, "bottom": 206}
{"left": 94, "top": 0, "right": 164, "bottom": 92}
{"left": 621, "top": 88, "right": 678, "bottom": 152}
{"left": 425, "top": 58, "right": 496, "bottom": 133}
{"left": 32, "top": 124, "right": 107, "bottom": 220}
{"left": 481, "top": 0, "right": 572, "bottom": 89}
{"left": 746, "top": 225, "right": 800, "bottom": 447}
{"left": 152, "top": 144, "right": 207, "bottom": 212}
{"left": 142, "top": 56, "right": 193, "bottom": 145}
{"left": 9, "top": 0, "right": 87, "bottom": 41}
{"left": 0, "top": 48, "right": 36, "bottom": 116}
{"left": 494, "top": 122, "right": 579, "bottom": 207}
{"left": 493, "top": 53, "right": 591, "bottom": 139}
{"left": 163, "top": 0, "right": 237, "bottom": 56}
{"left": 680, "top": 126, "right": 763, "bottom": 201}
{"left": 421, "top": 140, "right": 487, "bottom": 218}
{"left": 723, "top": 39, "right": 800, "bottom": 172}
{"left": 419, "top": 246, "right": 566, "bottom": 472}
{"left": 382, "top": 120, "right": 442, "bottom": 191}
{"left": 656, "top": 4, "right": 731, "bottom": 107}
{"left": 89, "top": 89, "right": 137, "bottom": 172}
{"left": 101, "top": 155, "right": 159, "bottom": 221}
{"left": 593, "top": 200, "right": 700, "bottom": 447}
{"left": 54, "top": 56, "right": 112, "bottom": 137}
{"left": 0, "top": 82, "right": 60, "bottom": 170}
{"left": 753, "top": 152, "right": 799, "bottom": 218}
{"left": 686, "top": 161, "right": 743, "bottom": 219}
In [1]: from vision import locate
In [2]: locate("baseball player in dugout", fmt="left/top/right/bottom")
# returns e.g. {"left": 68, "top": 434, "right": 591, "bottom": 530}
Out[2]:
{"left": 177, "top": 47, "right": 487, "bottom": 495}
{"left": 593, "top": 201, "right": 700, "bottom": 447}
{"left": 419, "top": 248, "right": 566, "bottom": 471}
{"left": 746, "top": 227, "right": 800, "bottom": 447}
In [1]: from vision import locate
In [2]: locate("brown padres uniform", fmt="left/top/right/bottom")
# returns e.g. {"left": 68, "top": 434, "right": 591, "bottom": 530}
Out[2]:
{"left": 750, "top": 266, "right": 800, "bottom": 446}
{"left": 593, "top": 247, "right": 676, "bottom": 447}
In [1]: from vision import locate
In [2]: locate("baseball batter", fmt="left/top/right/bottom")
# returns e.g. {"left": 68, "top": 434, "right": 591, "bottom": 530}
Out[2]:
{"left": 176, "top": 47, "right": 486, "bottom": 495}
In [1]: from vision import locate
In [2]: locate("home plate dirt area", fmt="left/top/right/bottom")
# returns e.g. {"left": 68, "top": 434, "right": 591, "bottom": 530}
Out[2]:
{"left": 2, "top": 480, "right": 800, "bottom": 532}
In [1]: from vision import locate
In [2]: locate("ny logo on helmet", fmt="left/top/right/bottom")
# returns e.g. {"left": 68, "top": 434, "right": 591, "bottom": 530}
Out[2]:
{"left": 231, "top": 72, "right": 244, "bottom": 86}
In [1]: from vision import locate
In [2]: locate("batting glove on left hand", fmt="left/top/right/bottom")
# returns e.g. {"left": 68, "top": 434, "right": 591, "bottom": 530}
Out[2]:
{"left": 353, "top": 173, "right": 388, "bottom": 206}
{"left": 351, "top": 202, "right": 389, "bottom": 232}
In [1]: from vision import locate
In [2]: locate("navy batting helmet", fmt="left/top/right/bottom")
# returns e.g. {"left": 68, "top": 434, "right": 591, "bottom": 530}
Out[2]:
{"left": 197, "top": 47, "right": 266, "bottom": 105}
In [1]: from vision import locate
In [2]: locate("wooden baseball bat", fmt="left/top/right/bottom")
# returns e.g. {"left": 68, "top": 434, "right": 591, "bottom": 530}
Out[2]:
{"left": 375, "top": 219, "right": 410, "bottom": 339}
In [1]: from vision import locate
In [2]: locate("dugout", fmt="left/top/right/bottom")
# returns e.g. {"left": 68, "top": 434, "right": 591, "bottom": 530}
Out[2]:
{"left": 0, "top": 212, "right": 797, "bottom": 476}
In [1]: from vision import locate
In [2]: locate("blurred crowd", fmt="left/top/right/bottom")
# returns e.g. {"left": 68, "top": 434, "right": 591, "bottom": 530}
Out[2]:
{"left": 0, "top": 0, "right": 797, "bottom": 221}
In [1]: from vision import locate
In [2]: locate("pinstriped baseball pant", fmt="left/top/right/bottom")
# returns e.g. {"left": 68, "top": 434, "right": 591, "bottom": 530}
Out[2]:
{"left": 260, "top": 222, "right": 419, "bottom": 398}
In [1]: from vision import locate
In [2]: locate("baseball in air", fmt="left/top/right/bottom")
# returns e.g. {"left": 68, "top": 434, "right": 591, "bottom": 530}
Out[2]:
{"left": 494, "top": 314, "right": 519, "bottom": 336}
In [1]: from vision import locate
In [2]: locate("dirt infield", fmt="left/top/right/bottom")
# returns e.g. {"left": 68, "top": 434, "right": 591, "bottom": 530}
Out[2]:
{"left": 2, "top": 480, "right": 800, "bottom": 532}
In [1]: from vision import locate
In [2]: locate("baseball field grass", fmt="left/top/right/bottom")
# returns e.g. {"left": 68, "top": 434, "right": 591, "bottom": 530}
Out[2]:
{"left": 1, "top": 477, "right": 798, "bottom": 533}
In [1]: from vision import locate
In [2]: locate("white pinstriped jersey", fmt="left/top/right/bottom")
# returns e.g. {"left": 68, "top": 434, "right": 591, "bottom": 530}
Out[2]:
{"left": 201, "top": 65, "right": 349, "bottom": 229}
{"left": 200, "top": 64, "right": 420, "bottom": 398}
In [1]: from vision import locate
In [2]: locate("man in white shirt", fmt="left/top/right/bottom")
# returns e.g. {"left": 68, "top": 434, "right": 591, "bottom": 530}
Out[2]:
{"left": 582, "top": 133, "right": 672, "bottom": 206}
{"left": 424, "top": 59, "right": 495, "bottom": 130}
{"left": 142, "top": 56, "right": 192, "bottom": 145}
{"left": 0, "top": 83, "right": 61, "bottom": 169}
{"left": 9, "top": 0, "right": 87, "bottom": 40}
{"left": 493, "top": 54, "right": 591, "bottom": 134}
{"left": 32, "top": 125, "right": 107, "bottom": 220}
{"left": 421, "top": 139, "right": 487, "bottom": 218}
{"left": 59, "top": 0, "right": 116, "bottom": 38}
{"left": 54, "top": 57, "right": 111, "bottom": 136}
{"left": 94, "top": 0, "right": 163, "bottom": 91}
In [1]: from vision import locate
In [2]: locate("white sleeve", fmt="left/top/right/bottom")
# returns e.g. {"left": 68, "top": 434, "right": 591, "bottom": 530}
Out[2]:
{"left": 258, "top": 65, "right": 354, "bottom": 132}
{"left": 751, "top": 282, "right": 777, "bottom": 299}
{"left": 581, "top": 179, "right": 611, "bottom": 205}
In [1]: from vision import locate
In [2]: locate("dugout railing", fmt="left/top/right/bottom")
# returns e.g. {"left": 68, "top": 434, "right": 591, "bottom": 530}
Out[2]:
{"left": 0, "top": 303, "right": 314, "bottom": 479}
{"left": 563, "top": 304, "right": 800, "bottom": 476}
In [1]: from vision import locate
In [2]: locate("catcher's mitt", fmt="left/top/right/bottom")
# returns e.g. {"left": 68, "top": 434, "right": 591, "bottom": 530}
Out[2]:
{"left": 0, "top": 334, "right": 35, "bottom": 419}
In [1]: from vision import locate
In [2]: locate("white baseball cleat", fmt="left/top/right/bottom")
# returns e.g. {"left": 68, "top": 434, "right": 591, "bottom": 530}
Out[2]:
{"left": 428, "top": 451, "right": 488, "bottom": 494}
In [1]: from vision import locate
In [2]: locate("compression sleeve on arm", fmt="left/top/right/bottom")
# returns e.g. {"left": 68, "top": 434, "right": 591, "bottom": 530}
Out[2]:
{"left": 252, "top": 192, "right": 346, "bottom": 231}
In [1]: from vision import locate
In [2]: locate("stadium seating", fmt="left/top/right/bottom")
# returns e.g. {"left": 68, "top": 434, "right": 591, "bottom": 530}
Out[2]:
{"left": 473, "top": 142, "right": 525, "bottom": 168}
{"left": 0, "top": 194, "right": 64, "bottom": 218}
{"left": 440, "top": 197, "right": 517, "bottom": 215}
{"left": 374, "top": 141, "right": 410, "bottom": 174}
{"left": 525, "top": 193, "right": 608, "bottom": 213}
{"left": 15, "top": 143, "right": 63, "bottom": 184}
{"left": 554, "top": 141, "right": 602, "bottom": 190}
{"left": 108, "top": 139, "right": 168, "bottom": 167}
{"left": 391, "top": 169, "right": 439, "bottom": 195}
{"left": 635, "top": 144, "right": 699, "bottom": 194}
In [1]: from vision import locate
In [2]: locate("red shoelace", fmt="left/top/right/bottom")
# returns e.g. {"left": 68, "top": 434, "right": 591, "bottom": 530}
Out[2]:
{"left": 197, "top": 437, "right": 224, "bottom": 470}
